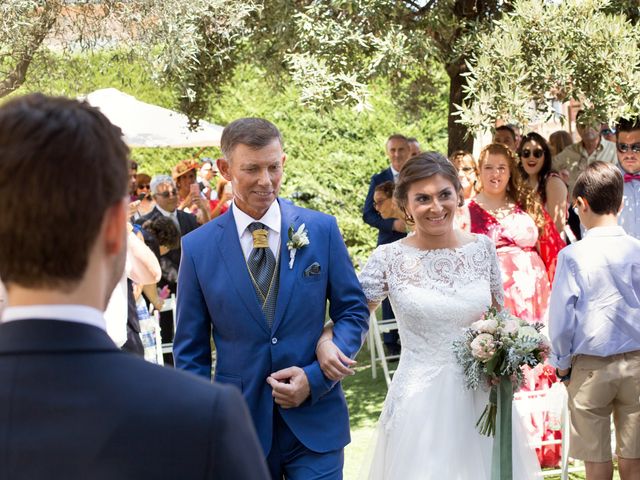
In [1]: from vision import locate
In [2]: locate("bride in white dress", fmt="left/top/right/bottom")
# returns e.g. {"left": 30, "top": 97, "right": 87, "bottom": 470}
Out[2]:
{"left": 317, "top": 152, "right": 542, "bottom": 479}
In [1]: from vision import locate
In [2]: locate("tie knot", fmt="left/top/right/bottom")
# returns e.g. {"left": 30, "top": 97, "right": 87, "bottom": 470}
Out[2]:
{"left": 249, "top": 222, "right": 269, "bottom": 248}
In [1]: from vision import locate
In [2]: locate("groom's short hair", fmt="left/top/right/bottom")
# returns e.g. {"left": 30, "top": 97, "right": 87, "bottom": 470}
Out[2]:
{"left": 0, "top": 94, "right": 129, "bottom": 289}
{"left": 221, "top": 118, "right": 283, "bottom": 160}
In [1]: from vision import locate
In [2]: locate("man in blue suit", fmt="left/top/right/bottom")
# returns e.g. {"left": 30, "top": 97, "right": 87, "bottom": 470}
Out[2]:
{"left": 174, "top": 118, "right": 369, "bottom": 479}
{"left": 0, "top": 94, "right": 268, "bottom": 479}
{"left": 362, "top": 134, "right": 410, "bottom": 355}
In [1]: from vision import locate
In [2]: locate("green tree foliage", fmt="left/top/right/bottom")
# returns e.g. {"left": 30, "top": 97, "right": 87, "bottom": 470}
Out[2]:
{"left": 14, "top": 52, "right": 447, "bottom": 259}
{"left": 457, "top": 0, "right": 640, "bottom": 131}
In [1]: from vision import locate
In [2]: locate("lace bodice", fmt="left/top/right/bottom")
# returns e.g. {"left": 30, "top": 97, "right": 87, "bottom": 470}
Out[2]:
{"left": 359, "top": 234, "right": 504, "bottom": 429}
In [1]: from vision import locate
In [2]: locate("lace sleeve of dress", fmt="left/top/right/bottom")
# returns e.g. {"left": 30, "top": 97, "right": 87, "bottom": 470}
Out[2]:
{"left": 483, "top": 235, "right": 505, "bottom": 307}
{"left": 358, "top": 245, "right": 389, "bottom": 305}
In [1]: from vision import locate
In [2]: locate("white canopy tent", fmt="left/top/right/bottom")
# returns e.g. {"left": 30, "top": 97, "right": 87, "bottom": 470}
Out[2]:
{"left": 84, "top": 88, "right": 224, "bottom": 148}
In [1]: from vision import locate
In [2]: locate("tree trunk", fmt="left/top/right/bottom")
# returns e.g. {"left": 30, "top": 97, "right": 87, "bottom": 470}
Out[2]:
{"left": 446, "top": 61, "right": 473, "bottom": 156}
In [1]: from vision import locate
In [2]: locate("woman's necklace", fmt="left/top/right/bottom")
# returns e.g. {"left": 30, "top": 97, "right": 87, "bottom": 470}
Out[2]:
{"left": 476, "top": 194, "right": 515, "bottom": 220}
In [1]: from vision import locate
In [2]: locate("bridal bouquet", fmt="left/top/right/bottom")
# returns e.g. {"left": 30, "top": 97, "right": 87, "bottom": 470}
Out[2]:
{"left": 452, "top": 307, "right": 549, "bottom": 437}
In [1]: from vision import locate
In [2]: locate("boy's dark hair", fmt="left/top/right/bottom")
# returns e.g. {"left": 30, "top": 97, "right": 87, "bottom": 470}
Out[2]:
{"left": 615, "top": 117, "right": 640, "bottom": 137}
{"left": 0, "top": 94, "right": 129, "bottom": 288}
{"left": 142, "top": 216, "right": 180, "bottom": 250}
{"left": 573, "top": 161, "right": 623, "bottom": 215}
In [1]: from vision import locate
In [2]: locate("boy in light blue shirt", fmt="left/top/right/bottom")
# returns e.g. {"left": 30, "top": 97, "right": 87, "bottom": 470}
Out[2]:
{"left": 549, "top": 161, "right": 640, "bottom": 480}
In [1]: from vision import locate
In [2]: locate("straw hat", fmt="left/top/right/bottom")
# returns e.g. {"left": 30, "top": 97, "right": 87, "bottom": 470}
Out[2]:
{"left": 172, "top": 158, "right": 199, "bottom": 180}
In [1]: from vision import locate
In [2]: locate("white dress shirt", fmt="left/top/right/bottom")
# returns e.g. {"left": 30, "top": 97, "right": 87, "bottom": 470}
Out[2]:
{"left": 390, "top": 166, "right": 400, "bottom": 183}
{"left": 618, "top": 171, "right": 640, "bottom": 240}
{"left": 232, "top": 201, "right": 281, "bottom": 260}
{"left": 548, "top": 226, "right": 640, "bottom": 369}
{"left": 1, "top": 304, "right": 107, "bottom": 332}
{"left": 156, "top": 205, "right": 180, "bottom": 229}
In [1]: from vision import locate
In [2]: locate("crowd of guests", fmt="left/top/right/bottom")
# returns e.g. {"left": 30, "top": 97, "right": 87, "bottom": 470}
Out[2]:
{"left": 0, "top": 96, "right": 637, "bottom": 478}
{"left": 363, "top": 116, "right": 640, "bottom": 472}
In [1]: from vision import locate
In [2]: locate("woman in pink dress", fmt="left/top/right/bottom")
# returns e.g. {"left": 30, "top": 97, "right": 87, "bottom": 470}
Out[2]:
{"left": 468, "top": 142, "right": 557, "bottom": 468}
{"left": 468, "top": 143, "right": 550, "bottom": 324}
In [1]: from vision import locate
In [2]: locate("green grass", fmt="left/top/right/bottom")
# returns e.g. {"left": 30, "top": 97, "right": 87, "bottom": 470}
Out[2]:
{"left": 342, "top": 344, "right": 620, "bottom": 480}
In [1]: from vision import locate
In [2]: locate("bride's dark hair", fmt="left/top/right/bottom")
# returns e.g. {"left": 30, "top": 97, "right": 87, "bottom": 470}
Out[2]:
{"left": 394, "top": 152, "right": 464, "bottom": 224}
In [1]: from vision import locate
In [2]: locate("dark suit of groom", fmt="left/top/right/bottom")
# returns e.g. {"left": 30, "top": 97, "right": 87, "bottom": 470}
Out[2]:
{"left": 174, "top": 118, "right": 369, "bottom": 479}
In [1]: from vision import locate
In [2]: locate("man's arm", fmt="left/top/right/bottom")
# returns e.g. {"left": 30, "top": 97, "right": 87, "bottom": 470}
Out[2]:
{"left": 173, "top": 240, "right": 214, "bottom": 379}
{"left": 362, "top": 173, "right": 397, "bottom": 233}
{"left": 209, "top": 386, "right": 270, "bottom": 479}
{"left": 548, "top": 252, "right": 580, "bottom": 371}
{"left": 302, "top": 217, "right": 370, "bottom": 404}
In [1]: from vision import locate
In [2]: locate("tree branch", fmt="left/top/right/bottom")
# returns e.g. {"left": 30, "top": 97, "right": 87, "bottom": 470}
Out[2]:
{"left": 0, "top": 3, "right": 59, "bottom": 98}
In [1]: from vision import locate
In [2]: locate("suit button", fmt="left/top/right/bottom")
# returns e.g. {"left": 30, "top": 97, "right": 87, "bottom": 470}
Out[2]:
{"left": 271, "top": 337, "right": 278, "bottom": 345}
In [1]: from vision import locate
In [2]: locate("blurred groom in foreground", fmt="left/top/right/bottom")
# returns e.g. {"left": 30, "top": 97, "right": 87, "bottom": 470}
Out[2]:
{"left": 0, "top": 94, "right": 268, "bottom": 479}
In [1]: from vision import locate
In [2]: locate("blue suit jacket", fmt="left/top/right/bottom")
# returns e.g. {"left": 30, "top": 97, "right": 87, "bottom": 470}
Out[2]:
{"left": 362, "top": 167, "right": 407, "bottom": 245}
{"left": 173, "top": 199, "right": 369, "bottom": 455}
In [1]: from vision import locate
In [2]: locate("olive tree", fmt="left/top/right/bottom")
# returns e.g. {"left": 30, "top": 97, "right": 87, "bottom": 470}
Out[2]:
{"left": 457, "top": 0, "right": 640, "bottom": 133}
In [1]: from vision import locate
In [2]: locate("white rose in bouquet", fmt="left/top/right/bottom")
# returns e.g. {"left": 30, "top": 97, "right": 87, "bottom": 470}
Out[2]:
{"left": 501, "top": 320, "right": 519, "bottom": 336}
{"left": 470, "top": 319, "right": 498, "bottom": 334}
{"left": 470, "top": 333, "right": 496, "bottom": 361}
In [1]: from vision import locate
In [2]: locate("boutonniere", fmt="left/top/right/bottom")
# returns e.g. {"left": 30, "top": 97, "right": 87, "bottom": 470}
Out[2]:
{"left": 287, "top": 223, "right": 310, "bottom": 269}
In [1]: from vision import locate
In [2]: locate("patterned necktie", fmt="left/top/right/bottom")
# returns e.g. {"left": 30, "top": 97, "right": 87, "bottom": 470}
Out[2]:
{"left": 624, "top": 173, "right": 640, "bottom": 183}
{"left": 247, "top": 222, "right": 278, "bottom": 327}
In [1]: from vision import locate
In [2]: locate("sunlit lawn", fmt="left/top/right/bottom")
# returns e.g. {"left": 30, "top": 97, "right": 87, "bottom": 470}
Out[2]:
{"left": 342, "top": 344, "right": 620, "bottom": 480}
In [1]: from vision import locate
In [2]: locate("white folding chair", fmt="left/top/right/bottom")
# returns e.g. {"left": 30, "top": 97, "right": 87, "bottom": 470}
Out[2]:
{"left": 368, "top": 310, "right": 399, "bottom": 388}
{"left": 148, "top": 294, "right": 176, "bottom": 357}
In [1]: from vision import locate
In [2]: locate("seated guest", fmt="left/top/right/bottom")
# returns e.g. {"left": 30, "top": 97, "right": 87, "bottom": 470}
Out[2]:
{"left": 140, "top": 216, "right": 181, "bottom": 312}
{"left": 373, "top": 181, "right": 404, "bottom": 220}
{"left": 0, "top": 93, "right": 268, "bottom": 479}
{"left": 549, "top": 161, "right": 640, "bottom": 480}
{"left": 615, "top": 118, "right": 640, "bottom": 239}
{"left": 173, "top": 158, "right": 211, "bottom": 224}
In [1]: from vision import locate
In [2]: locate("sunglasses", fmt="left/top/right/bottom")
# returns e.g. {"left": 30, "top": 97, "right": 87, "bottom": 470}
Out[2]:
{"left": 138, "top": 184, "right": 150, "bottom": 190}
{"left": 600, "top": 128, "right": 616, "bottom": 136}
{"left": 521, "top": 149, "right": 544, "bottom": 159}
{"left": 460, "top": 166, "right": 475, "bottom": 172}
{"left": 616, "top": 142, "right": 640, "bottom": 154}
{"left": 155, "top": 189, "right": 178, "bottom": 198}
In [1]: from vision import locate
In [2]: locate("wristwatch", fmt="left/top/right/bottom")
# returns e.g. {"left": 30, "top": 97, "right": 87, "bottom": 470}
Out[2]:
{"left": 555, "top": 368, "right": 572, "bottom": 382}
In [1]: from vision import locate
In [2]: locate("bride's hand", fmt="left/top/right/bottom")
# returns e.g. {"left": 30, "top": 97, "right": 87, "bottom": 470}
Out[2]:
{"left": 316, "top": 340, "right": 357, "bottom": 381}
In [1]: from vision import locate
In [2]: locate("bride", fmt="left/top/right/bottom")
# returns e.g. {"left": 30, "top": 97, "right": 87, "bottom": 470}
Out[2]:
{"left": 316, "top": 152, "right": 541, "bottom": 479}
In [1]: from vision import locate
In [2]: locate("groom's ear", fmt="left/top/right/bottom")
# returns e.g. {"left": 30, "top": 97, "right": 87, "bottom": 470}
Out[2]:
{"left": 217, "top": 157, "right": 232, "bottom": 182}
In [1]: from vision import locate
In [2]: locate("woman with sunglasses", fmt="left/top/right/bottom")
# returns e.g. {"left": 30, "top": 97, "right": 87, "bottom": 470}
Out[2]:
{"left": 517, "top": 133, "right": 567, "bottom": 282}
{"left": 135, "top": 173, "right": 156, "bottom": 217}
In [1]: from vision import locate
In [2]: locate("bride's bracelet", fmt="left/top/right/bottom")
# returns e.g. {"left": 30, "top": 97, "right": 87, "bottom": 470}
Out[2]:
{"left": 315, "top": 338, "right": 333, "bottom": 353}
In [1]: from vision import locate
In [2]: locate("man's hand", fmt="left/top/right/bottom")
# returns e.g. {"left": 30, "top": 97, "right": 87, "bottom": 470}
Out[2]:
{"left": 392, "top": 218, "right": 406, "bottom": 232}
{"left": 266, "top": 367, "right": 310, "bottom": 408}
{"left": 317, "top": 340, "right": 356, "bottom": 381}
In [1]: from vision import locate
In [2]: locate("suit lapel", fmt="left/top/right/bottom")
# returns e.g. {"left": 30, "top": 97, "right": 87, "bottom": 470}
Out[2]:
{"left": 216, "top": 209, "right": 270, "bottom": 334}
{"left": 272, "top": 200, "right": 300, "bottom": 333}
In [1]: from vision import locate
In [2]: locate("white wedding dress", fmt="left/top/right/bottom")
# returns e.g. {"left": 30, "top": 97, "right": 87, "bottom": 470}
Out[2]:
{"left": 359, "top": 235, "right": 542, "bottom": 479}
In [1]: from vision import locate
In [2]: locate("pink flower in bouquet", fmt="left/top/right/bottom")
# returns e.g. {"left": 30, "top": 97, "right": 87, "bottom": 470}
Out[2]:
{"left": 470, "top": 333, "right": 496, "bottom": 361}
{"left": 470, "top": 319, "right": 498, "bottom": 334}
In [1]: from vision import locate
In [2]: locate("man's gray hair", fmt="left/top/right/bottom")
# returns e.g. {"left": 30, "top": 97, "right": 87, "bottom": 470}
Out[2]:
{"left": 220, "top": 118, "right": 283, "bottom": 159}
{"left": 150, "top": 174, "right": 175, "bottom": 195}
